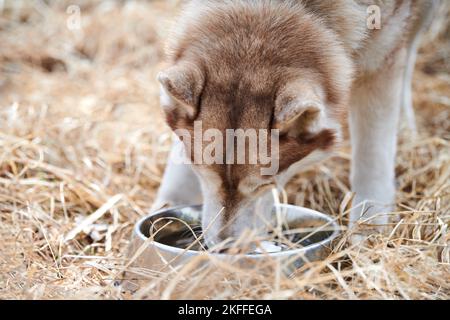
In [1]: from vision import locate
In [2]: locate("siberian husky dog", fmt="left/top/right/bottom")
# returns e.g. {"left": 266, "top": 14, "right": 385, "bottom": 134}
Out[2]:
{"left": 153, "top": 0, "right": 438, "bottom": 245}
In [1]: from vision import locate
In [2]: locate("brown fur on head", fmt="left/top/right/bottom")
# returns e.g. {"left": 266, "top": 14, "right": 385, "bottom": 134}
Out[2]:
{"left": 158, "top": 0, "right": 354, "bottom": 245}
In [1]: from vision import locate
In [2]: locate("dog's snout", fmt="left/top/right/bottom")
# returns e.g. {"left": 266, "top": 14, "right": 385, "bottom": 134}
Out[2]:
{"left": 201, "top": 193, "right": 275, "bottom": 249}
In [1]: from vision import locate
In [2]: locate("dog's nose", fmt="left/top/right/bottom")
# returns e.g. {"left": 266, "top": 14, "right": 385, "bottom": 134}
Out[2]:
{"left": 217, "top": 247, "right": 231, "bottom": 254}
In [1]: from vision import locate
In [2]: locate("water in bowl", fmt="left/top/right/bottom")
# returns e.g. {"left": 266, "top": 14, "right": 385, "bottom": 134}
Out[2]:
{"left": 149, "top": 219, "right": 333, "bottom": 254}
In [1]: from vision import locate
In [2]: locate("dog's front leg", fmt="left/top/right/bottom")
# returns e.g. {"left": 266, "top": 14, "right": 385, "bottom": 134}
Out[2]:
{"left": 349, "top": 49, "right": 407, "bottom": 239}
{"left": 152, "top": 140, "right": 202, "bottom": 212}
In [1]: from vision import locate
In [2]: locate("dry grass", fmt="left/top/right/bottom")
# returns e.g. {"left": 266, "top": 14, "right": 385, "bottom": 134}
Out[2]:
{"left": 0, "top": 0, "right": 449, "bottom": 300}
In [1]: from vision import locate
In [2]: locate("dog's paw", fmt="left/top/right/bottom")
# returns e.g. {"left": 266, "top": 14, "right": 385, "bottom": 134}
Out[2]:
{"left": 348, "top": 222, "right": 387, "bottom": 246}
{"left": 348, "top": 197, "right": 392, "bottom": 245}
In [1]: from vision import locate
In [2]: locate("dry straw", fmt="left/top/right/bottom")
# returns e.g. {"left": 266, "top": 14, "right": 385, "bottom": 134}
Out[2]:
{"left": 0, "top": 0, "right": 448, "bottom": 300}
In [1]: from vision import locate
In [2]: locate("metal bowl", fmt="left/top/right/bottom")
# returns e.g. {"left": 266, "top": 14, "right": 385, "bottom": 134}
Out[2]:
{"left": 123, "top": 204, "right": 339, "bottom": 288}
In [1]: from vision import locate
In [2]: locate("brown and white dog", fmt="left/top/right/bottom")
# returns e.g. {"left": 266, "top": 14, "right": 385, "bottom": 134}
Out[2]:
{"left": 154, "top": 0, "right": 438, "bottom": 246}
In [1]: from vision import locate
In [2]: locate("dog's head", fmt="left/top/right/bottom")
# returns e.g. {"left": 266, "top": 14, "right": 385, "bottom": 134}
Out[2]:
{"left": 158, "top": 1, "right": 353, "bottom": 246}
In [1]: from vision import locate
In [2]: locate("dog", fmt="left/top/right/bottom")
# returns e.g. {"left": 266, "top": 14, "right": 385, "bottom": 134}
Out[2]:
{"left": 153, "top": 0, "right": 438, "bottom": 246}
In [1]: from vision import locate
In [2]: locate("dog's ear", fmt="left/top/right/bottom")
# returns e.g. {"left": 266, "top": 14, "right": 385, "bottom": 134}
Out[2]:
{"left": 157, "top": 62, "right": 204, "bottom": 127}
{"left": 274, "top": 76, "right": 339, "bottom": 172}
{"left": 274, "top": 76, "right": 327, "bottom": 137}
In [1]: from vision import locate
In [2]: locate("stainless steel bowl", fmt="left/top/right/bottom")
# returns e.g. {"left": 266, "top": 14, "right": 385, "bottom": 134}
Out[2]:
{"left": 123, "top": 204, "right": 339, "bottom": 287}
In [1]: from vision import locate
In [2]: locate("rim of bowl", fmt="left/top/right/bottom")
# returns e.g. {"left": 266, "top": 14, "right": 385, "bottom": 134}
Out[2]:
{"left": 134, "top": 204, "right": 340, "bottom": 259}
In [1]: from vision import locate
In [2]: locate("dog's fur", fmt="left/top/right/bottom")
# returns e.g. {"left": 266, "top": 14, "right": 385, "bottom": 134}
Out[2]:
{"left": 154, "top": 0, "right": 438, "bottom": 245}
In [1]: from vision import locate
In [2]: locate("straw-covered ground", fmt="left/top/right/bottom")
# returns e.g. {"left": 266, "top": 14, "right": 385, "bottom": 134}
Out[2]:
{"left": 0, "top": 0, "right": 449, "bottom": 300}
